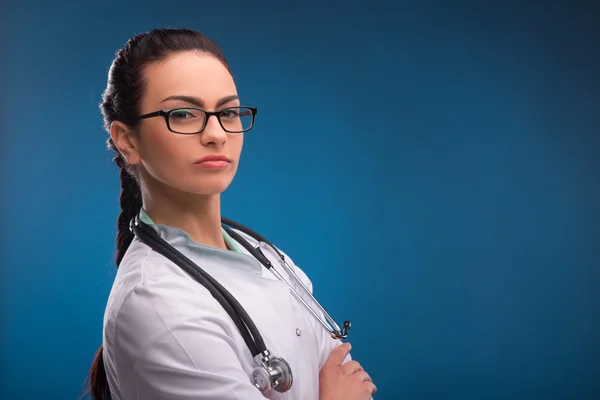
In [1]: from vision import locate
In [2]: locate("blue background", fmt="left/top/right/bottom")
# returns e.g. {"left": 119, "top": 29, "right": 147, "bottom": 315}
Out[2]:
{"left": 1, "top": 1, "right": 599, "bottom": 399}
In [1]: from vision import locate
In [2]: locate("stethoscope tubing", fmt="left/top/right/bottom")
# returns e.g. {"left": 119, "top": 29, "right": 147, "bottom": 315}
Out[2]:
{"left": 131, "top": 217, "right": 266, "bottom": 356}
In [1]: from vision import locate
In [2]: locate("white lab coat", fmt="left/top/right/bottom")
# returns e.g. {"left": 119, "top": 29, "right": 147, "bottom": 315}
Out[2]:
{"left": 101, "top": 217, "right": 351, "bottom": 400}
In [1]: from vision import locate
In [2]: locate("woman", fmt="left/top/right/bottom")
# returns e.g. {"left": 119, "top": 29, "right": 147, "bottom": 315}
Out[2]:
{"left": 87, "top": 28, "right": 376, "bottom": 400}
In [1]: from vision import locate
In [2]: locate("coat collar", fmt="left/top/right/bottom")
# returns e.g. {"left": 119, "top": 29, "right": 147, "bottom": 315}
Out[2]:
{"left": 138, "top": 208, "right": 264, "bottom": 275}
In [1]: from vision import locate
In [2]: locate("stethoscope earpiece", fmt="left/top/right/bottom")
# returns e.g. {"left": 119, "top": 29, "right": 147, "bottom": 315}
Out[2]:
{"left": 129, "top": 216, "right": 137, "bottom": 233}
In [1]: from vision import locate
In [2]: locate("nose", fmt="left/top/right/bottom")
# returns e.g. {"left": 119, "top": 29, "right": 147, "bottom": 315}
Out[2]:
{"left": 200, "top": 114, "right": 227, "bottom": 146}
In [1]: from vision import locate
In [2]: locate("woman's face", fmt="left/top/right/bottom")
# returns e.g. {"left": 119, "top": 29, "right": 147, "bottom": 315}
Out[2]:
{"left": 120, "top": 51, "right": 244, "bottom": 197}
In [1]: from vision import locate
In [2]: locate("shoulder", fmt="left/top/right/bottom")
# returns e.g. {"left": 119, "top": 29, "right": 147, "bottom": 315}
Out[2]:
{"left": 103, "top": 237, "right": 226, "bottom": 347}
{"left": 104, "top": 237, "right": 195, "bottom": 316}
{"left": 101, "top": 238, "right": 271, "bottom": 399}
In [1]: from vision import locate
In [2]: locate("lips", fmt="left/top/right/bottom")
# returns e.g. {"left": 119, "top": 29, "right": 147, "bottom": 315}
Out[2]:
{"left": 194, "top": 155, "right": 232, "bottom": 169}
{"left": 195, "top": 155, "right": 231, "bottom": 164}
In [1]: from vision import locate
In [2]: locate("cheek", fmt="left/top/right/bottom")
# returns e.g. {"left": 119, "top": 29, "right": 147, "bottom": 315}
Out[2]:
{"left": 139, "top": 128, "right": 194, "bottom": 175}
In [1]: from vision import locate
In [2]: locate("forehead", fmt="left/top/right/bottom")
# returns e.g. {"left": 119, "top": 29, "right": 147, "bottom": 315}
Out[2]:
{"left": 141, "top": 51, "right": 236, "bottom": 107}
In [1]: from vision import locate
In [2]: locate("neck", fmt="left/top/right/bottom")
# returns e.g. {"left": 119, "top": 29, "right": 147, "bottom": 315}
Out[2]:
{"left": 141, "top": 184, "right": 227, "bottom": 251}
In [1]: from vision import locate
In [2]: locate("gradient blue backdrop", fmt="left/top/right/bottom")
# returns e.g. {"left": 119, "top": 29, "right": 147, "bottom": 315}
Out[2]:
{"left": 1, "top": 1, "right": 599, "bottom": 399}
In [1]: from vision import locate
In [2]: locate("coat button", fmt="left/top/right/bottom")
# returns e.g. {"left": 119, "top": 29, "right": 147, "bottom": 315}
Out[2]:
{"left": 296, "top": 328, "right": 301, "bottom": 336}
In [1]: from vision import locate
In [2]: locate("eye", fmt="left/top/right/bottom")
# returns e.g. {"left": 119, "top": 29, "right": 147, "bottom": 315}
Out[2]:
{"left": 220, "top": 108, "right": 240, "bottom": 119}
{"left": 170, "top": 109, "right": 195, "bottom": 120}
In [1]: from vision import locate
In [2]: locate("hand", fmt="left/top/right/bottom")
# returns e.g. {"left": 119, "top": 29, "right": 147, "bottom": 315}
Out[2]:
{"left": 319, "top": 343, "right": 376, "bottom": 400}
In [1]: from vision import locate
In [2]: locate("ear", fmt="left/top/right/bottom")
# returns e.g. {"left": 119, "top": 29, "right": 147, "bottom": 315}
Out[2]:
{"left": 110, "top": 121, "right": 141, "bottom": 165}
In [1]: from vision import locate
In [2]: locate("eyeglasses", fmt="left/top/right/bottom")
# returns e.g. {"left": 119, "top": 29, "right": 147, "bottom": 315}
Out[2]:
{"left": 134, "top": 106, "right": 258, "bottom": 134}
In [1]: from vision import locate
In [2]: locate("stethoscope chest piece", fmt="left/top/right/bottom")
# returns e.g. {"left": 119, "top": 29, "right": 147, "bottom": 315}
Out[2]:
{"left": 252, "top": 351, "right": 293, "bottom": 393}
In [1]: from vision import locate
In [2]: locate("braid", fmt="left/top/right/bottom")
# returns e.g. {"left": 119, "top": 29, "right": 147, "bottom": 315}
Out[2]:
{"left": 85, "top": 148, "right": 141, "bottom": 400}
{"left": 114, "top": 152, "right": 142, "bottom": 267}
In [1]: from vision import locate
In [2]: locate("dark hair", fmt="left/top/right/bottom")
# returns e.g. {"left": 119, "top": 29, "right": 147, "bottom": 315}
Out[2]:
{"left": 86, "top": 28, "right": 231, "bottom": 400}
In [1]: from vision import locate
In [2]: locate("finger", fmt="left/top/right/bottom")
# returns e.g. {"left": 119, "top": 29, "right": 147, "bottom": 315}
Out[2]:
{"left": 362, "top": 381, "right": 377, "bottom": 395}
{"left": 324, "top": 342, "right": 352, "bottom": 367}
{"left": 354, "top": 370, "right": 372, "bottom": 383}
{"left": 342, "top": 360, "right": 363, "bottom": 375}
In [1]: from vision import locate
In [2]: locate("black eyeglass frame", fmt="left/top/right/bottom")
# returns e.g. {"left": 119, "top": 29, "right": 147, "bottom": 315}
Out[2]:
{"left": 133, "top": 106, "right": 258, "bottom": 134}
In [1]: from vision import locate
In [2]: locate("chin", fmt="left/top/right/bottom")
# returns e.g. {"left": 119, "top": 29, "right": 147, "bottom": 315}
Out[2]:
{"left": 186, "top": 177, "right": 234, "bottom": 196}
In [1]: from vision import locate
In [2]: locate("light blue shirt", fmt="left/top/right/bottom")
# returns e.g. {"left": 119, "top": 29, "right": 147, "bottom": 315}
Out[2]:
{"left": 139, "top": 207, "right": 244, "bottom": 254}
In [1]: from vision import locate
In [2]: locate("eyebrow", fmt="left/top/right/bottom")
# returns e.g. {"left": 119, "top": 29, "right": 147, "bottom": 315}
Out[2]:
{"left": 160, "top": 94, "right": 240, "bottom": 108}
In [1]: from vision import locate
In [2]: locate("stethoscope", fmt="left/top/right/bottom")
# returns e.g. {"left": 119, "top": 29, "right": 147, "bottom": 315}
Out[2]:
{"left": 129, "top": 215, "right": 351, "bottom": 394}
